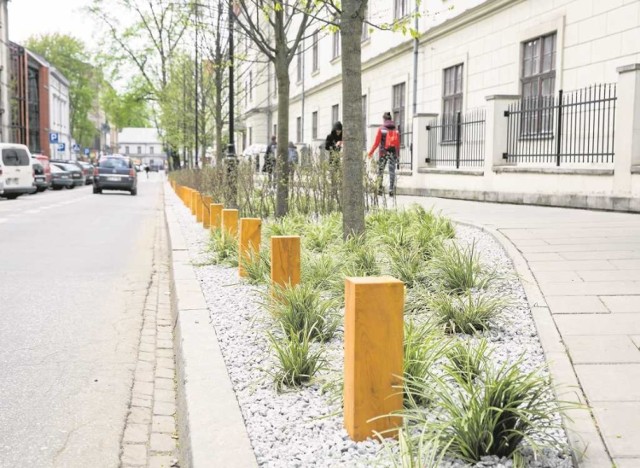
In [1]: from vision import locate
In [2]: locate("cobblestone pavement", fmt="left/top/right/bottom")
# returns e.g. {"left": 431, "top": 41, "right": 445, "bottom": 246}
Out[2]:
{"left": 120, "top": 207, "right": 179, "bottom": 468}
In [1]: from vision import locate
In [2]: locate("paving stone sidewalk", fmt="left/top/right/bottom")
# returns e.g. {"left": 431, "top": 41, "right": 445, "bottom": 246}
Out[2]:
{"left": 120, "top": 207, "right": 179, "bottom": 468}
{"left": 397, "top": 195, "right": 640, "bottom": 468}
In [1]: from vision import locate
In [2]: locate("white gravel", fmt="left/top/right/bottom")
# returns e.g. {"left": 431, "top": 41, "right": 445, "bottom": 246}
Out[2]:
{"left": 167, "top": 189, "right": 573, "bottom": 468}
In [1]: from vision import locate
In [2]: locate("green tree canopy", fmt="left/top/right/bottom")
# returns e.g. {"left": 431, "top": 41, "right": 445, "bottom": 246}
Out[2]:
{"left": 101, "top": 79, "right": 152, "bottom": 129}
{"left": 25, "top": 33, "right": 99, "bottom": 148}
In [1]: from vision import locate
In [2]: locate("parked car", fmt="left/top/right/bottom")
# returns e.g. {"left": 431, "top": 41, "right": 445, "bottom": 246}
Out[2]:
{"left": 31, "top": 158, "right": 49, "bottom": 192}
{"left": 93, "top": 155, "right": 137, "bottom": 195}
{"left": 78, "top": 161, "right": 95, "bottom": 185}
{"left": 0, "top": 143, "right": 36, "bottom": 199}
{"left": 52, "top": 162, "right": 84, "bottom": 188}
{"left": 32, "top": 154, "right": 52, "bottom": 188}
{"left": 49, "top": 164, "right": 74, "bottom": 190}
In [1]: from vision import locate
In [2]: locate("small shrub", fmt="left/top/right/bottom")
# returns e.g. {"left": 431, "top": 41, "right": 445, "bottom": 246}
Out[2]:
{"left": 428, "top": 291, "right": 507, "bottom": 334}
{"left": 303, "top": 213, "right": 342, "bottom": 252}
{"left": 268, "top": 283, "right": 339, "bottom": 342}
{"left": 429, "top": 242, "right": 497, "bottom": 293}
{"left": 210, "top": 228, "right": 239, "bottom": 266}
{"left": 387, "top": 248, "right": 428, "bottom": 288}
{"left": 302, "top": 251, "right": 343, "bottom": 293}
{"left": 444, "top": 339, "right": 491, "bottom": 385}
{"left": 433, "top": 359, "right": 568, "bottom": 462}
{"left": 268, "top": 327, "right": 325, "bottom": 391}
{"left": 342, "top": 234, "right": 381, "bottom": 277}
{"left": 404, "top": 286, "right": 434, "bottom": 315}
{"left": 385, "top": 425, "right": 447, "bottom": 468}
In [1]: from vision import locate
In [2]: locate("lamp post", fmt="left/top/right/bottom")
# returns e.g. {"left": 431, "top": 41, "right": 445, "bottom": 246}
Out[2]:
{"left": 226, "top": 0, "right": 239, "bottom": 208}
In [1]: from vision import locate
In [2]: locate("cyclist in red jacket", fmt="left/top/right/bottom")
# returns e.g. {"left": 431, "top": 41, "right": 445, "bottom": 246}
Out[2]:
{"left": 368, "top": 112, "right": 400, "bottom": 196}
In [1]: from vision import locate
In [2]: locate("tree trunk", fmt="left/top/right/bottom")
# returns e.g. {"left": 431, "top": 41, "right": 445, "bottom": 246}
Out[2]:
{"left": 275, "top": 55, "right": 290, "bottom": 218}
{"left": 340, "top": 0, "right": 367, "bottom": 238}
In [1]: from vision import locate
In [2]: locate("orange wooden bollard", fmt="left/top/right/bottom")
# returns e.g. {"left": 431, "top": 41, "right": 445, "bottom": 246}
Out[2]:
{"left": 202, "top": 196, "right": 212, "bottom": 228}
{"left": 190, "top": 191, "right": 198, "bottom": 215}
{"left": 196, "top": 193, "right": 205, "bottom": 223}
{"left": 221, "top": 209, "right": 239, "bottom": 239}
{"left": 270, "top": 236, "right": 301, "bottom": 288}
{"left": 344, "top": 276, "right": 404, "bottom": 441}
{"left": 210, "top": 203, "right": 223, "bottom": 230}
{"left": 238, "top": 218, "right": 262, "bottom": 277}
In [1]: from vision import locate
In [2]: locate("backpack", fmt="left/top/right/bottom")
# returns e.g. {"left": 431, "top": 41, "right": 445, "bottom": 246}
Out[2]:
{"left": 384, "top": 128, "right": 400, "bottom": 151}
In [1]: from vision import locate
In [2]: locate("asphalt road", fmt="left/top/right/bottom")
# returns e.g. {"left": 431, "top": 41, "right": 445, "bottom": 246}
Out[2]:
{"left": 0, "top": 173, "right": 165, "bottom": 467}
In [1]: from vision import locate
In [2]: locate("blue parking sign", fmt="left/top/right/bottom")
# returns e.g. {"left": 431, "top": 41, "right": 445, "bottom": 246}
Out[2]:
{"left": 58, "top": 143, "right": 66, "bottom": 151}
{"left": 84, "top": 148, "right": 90, "bottom": 156}
{"left": 49, "top": 132, "right": 59, "bottom": 143}
{"left": 72, "top": 143, "right": 80, "bottom": 152}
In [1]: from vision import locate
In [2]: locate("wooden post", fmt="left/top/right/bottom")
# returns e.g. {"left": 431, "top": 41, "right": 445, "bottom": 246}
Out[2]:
{"left": 190, "top": 190, "right": 198, "bottom": 215}
{"left": 344, "top": 276, "right": 404, "bottom": 442}
{"left": 221, "top": 209, "right": 239, "bottom": 239}
{"left": 196, "top": 193, "right": 205, "bottom": 223}
{"left": 210, "top": 203, "right": 223, "bottom": 231}
{"left": 270, "top": 236, "right": 301, "bottom": 288}
{"left": 238, "top": 218, "right": 262, "bottom": 277}
{"left": 202, "top": 196, "right": 212, "bottom": 228}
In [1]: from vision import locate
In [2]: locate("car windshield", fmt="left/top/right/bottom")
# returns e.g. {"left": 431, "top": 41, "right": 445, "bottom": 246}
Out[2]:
{"left": 2, "top": 148, "right": 30, "bottom": 166}
{"left": 50, "top": 165, "right": 64, "bottom": 173}
{"left": 56, "top": 163, "right": 77, "bottom": 172}
{"left": 100, "top": 158, "right": 129, "bottom": 169}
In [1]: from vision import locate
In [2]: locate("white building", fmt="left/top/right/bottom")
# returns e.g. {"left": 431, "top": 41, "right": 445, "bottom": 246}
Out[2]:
{"left": 118, "top": 127, "right": 167, "bottom": 169}
{"left": 239, "top": 0, "right": 640, "bottom": 212}
{"left": 48, "top": 66, "right": 71, "bottom": 160}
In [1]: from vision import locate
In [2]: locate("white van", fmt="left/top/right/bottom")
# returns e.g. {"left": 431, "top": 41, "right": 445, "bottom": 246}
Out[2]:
{"left": 0, "top": 143, "right": 36, "bottom": 199}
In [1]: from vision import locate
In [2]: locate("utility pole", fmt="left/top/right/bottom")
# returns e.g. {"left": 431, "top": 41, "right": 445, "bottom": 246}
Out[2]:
{"left": 226, "top": 0, "right": 238, "bottom": 207}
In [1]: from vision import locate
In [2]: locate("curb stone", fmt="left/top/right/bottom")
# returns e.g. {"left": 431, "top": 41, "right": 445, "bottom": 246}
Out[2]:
{"left": 453, "top": 220, "right": 612, "bottom": 468}
{"left": 164, "top": 185, "right": 258, "bottom": 468}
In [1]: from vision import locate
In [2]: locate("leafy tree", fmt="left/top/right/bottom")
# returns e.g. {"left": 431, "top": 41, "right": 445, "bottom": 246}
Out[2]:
{"left": 101, "top": 79, "right": 152, "bottom": 129}
{"left": 25, "top": 34, "right": 98, "bottom": 147}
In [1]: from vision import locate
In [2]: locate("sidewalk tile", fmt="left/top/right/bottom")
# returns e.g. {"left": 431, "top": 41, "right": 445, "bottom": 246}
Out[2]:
{"left": 152, "top": 415, "right": 176, "bottom": 433}
{"left": 154, "top": 389, "right": 176, "bottom": 403}
{"left": 632, "top": 336, "right": 640, "bottom": 349}
{"left": 600, "top": 296, "right": 640, "bottom": 313}
{"left": 155, "top": 378, "right": 174, "bottom": 390}
{"left": 154, "top": 401, "right": 176, "bottom": 416}
{"left": 155, "top": 367, "right": 174, "bottom": 379}
{"left": 150, "top": 433, "right": 176, "bottom": 452}
{"left": 612, "top": 259, "right": 640, "bottom": 270}
{"left": 613, "top": 458, "right": 640, "bottom": 468}
{"left": 546, "top": 296, "right": 608, "bottom": 314}
{"left": 123, "top": 423, "right": 149, "bottom": 443}
{"left": 575, "top": 364, "right": 640, "bottom": 401}
{"left": 540, "top": 281, "right": 640, "bottom": 297}
{"left": 556, "top": 314, "right": 640, "bottom": 335}
{"left": 523, "top": 252, "right": 565, "bottom": 262}
{"left": 593, "top": 402, "right": 640, "bottom": 457}
{"left": 528, "top": 260, "right": 614, "bottom": 272}
{"left": 561, "top": 251, "right": 640, "bottom": 261}
{"left": 578, "top": 270, "right": 640, "bottom": 282}
{"left": 128, "top": 406, "right": 152, "bottom": 425}
{"left": 121, "top": 444, "right": 147, "bottom": 465}
{"left": 149, "top": 455, "right": 174, "bottom": 468}
{"left": 533, "top": 271, "right": 583, "bottom": 283}
{"left": 563, "top": 336, "right": 640, "bottom": 364}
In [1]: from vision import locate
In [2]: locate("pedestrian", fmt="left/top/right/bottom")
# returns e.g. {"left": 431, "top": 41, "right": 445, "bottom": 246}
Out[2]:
{"left": 324, "top": 121, "right": 342, "bottom": 204}
{"left": 144, "top": 163, "right": 150, "bottom": 179}
{"left": 263, "top": 135, "right": 277, "bottom": 186}
{"left": 368, "top": 112, "right": 400, "bottom": 196}
{"left": 287, "top": 141, "right": 299, "bottom": 185}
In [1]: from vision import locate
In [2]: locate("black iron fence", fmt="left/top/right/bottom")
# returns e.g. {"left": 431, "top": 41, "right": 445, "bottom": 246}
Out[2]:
{"left": 426, "top": 109, "right": 486, "bottom": 168}
{"left": 398, "top": 131, "right": 413, "bottom": 171}
{"left": 504, "top": 84, "right": 617, "bottom": 165}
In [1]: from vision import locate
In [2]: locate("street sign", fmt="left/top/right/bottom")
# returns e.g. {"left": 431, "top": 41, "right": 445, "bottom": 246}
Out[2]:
{"left": 58, "top": 143, "right": 66, "bottom": 151}
{"left": 49, "top": 132, "right": 59, "bottom": 143}
{"left": 72, "top": 143, "right": 80, "bottom": 152}
{"left": 84, "top": 148, "right": 90, "bottom": 156}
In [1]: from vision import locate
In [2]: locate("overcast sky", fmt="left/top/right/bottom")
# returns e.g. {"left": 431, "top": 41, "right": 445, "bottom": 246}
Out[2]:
{"left": 8, "top": 0, "right": 99, "bottom": 49}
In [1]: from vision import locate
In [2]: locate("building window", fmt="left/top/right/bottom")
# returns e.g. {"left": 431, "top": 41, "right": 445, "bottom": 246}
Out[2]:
{"left": 442, "top": 64, "right": 463, "bottom": 141}
{"left": 392, "top": 82, "right": 406, "bottom": 136}
{"left": 394, "top": 0, "right": 408, "bottom": 20}
{"left": 312, "top": 111, "right": 318, "bottom": 139}
{"left": 150, "top": 146, "right": 154, "bottom": 155}
{"left": 137, "top": 146, "right": 142, "bottom": 154}
{"left": 249, "top": 127, "right": 252, "bottom": 145}
{"left": 249, "top": 71, "right": 253, "bottom": 101}
{"left": 312, "top": 32, "right": 319, "bottom": 72}
{"left": 273, "top": 124, "right": 277, "bottom": 139}
{"left": 362, "top": 8, "right": 369, "bottom": 41}
{"left": 273, "top": 72, "right": 277, "bottom": 98}
{"left": 331, "top": 104, "right": 340, "bottom": 125}
{"left": 362, "top": 95, "right": 367, "bottom": 150}
{"left": 332, "top": 31, "right": 340, "bottom": 59}
{"left": 296, "top": 47, "right": 302, "bottom": 82}
{"left": 296, "top": 116, "right": 302, "bottom": 143}
{"left": 521, "top": 32, "right": 557, "bottom": 135}
{"left": 125, "top": 146, "right": 130, "bottom": 154}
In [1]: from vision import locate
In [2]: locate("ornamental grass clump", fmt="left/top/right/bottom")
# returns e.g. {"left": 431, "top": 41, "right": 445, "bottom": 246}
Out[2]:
{"left": 384, "top": 425, "right": 447, "bottom": 468}
{"left": 301, "top": 251, "right": 343, "bottom": 293}
{"left": 432, "top": 359, "right": 567, "bottom": 462}
{"left": 210, "top": 228, "right": 239, "bottom": 267}
{"left": 387, "top": 248, "right": 428, "bottom": 289}
{"left": 429, "top": 242, "right": 498, "bottom": 293}
{"left": 428, "top": 291, "right": 507, "bottom": 334}
{"left": 341, "top": 234, "right": 381, "bottom": 277}
{"left": 268, "top": 327, "right": 325, "bottom": 391}
{"left": 444, "top": 338, "right": 491, "bottom": 385}
{"left": 268, "top": 283, "right": 339, "bottom": 343}
{"left": 241, "top": 247, "right": 271, "bottom": 285}
{"left": 403, "top": 320, "right": 450, "bottom": 407}
{"left": 303, "top": 213, "right": 342, "bottom": 252}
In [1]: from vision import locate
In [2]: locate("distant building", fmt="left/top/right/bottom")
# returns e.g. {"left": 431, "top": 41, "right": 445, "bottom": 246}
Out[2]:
{"left": 7, "top": 42, "right": 71, "bottom": 159}
{"left": 118, "top": 127, "right": 167, "bottom": 169}
{"left": 0, "top": 0, "right": 10, "bottom": 142}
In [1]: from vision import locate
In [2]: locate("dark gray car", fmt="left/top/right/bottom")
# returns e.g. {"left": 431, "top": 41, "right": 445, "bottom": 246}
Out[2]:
{"left": 93, "top": 156, "right": 137, "bottom": 195}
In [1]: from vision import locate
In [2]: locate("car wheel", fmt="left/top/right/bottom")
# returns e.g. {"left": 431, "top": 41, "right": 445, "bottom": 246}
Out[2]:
{"left": 36, "top": 187, "right": 46, "bottom": 193}
{"left": 6, "top": 194, "right": 20, "bottom": 200}
{"left": 130, "top": 188, "right": 137, "bottom": 196}
{"left": 52, "top": 186, "right": 62, "bottom": 191}
{"left": 68, "top": 185, "right": 75, "bottom": 190}
{"left": 93, "top": 186, "right": 102, "bottom": 194}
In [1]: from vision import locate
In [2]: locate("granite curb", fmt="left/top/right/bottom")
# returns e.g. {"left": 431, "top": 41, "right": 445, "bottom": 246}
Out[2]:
{"left": 164, "top": 185, "right": 258, "bottom": 468}
{"left": 453, "top": 220, "right": 612, "bottom": 468}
